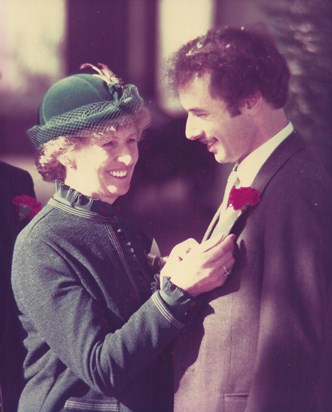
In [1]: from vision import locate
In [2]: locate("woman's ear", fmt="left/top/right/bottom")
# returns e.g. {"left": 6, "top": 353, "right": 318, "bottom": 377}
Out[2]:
{"left": 58, "top": 153, "right": 77, "bottom": 170}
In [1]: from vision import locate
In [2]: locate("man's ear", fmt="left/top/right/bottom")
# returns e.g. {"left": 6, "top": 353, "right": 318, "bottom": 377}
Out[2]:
{"left": 245, "top": 92, "right": 262, "bottom": 112}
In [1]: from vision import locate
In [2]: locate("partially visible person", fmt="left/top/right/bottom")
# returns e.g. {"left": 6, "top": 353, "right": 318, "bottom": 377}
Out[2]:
{"left": 11, "top": 64, "right": 236, "bottom": 412}
{"left": 0, "top": 161, "right": 41, "bottom": 412}
{"left": 167, "top": 25, "right": 332, "bottom": 412}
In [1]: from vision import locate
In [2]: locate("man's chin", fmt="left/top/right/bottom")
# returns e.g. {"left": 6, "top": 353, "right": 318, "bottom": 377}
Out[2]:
{"left": 214, "top": 153, "right": 228, "bottom": 164}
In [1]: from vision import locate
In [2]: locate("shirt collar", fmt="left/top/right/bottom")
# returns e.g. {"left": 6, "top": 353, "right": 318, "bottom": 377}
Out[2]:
{"left": 236, "top": 122, "right": 294, "bottom": 187}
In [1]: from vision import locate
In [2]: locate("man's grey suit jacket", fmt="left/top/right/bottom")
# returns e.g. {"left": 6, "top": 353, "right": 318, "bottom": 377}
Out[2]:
{"left": 173, "top": 133, "right": 332, "bottom": 412}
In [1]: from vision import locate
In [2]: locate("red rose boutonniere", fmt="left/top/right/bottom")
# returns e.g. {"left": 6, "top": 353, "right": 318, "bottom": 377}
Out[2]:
{"left": 228, "top": 187, "right": 261, "bottom": 211}
{"left": 12, "top": 195, "right": 42, "bottom": 221}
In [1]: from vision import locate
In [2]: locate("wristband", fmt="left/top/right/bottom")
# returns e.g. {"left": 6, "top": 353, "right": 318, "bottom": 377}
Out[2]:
{"left": 159, "top": 276, "right": 194, "bottom": 322}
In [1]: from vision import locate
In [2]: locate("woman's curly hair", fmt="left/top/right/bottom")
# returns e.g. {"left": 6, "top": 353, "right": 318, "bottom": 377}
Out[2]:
{"left": 167, "top": 25, "right": 290, "bottom": 116}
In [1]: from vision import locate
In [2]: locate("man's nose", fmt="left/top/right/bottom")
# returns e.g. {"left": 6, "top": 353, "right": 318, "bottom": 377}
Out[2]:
{"left": 185, "top": 117, "right": 202, "bottom": 141}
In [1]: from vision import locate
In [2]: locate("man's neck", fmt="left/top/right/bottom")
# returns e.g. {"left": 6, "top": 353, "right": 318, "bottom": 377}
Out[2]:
{"left": 257, "top": 108, "right": 289, "bottom": 145}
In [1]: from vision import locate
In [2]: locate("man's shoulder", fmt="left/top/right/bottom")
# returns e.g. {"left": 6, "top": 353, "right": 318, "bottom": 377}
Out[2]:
{"left": 0, "top": 161, "right": 35, "bottom": 199}
{"left": 254, "top": 133, "right": 332, "bottom": 211}
{"left": 285, "top": 137, "right": 331, "bottom": 184}
{"left": 263, "top": 132, "right": 330, "bottom": 183}
{"left": 0, "top": 161, "right": 32, "bottom": 180}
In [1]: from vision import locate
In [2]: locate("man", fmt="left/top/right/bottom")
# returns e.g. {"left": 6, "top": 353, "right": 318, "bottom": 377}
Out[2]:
{"left": 167, "top": 25, "right": 332, "bottom": 412}
{"left": 0, "top": 161, "right": 39, "bottom": 412}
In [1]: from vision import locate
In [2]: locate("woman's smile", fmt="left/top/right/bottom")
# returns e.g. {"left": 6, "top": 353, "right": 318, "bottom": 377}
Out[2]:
{"left": 107, "top": 169, "right": 129, "bottom": 178}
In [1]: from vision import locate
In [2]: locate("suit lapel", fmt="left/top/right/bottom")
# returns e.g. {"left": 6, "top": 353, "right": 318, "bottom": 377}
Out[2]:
{"left": 202, "top": 207, "right": 222, "bottom": 241}
{"left": 203, "top": 205, "right": 243, "bottom": 241}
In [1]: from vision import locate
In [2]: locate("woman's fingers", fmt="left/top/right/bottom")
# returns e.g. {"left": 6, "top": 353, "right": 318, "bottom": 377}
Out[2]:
{"left": 199, "top": 233, "right": 235, "bottom": 253}
{"left": 168, "top": 238, "right": 199, "bottom": 261}
{"left": 201, "top": 234, "right": 236, "bottom": 264}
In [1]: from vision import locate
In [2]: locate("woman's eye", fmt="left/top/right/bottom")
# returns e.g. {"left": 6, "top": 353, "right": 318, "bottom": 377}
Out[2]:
{"left": 128, "top": 138, "right": 138, "bottom": 144}
{"left": 103, "top": 141, "right": 117, "bottom": 148}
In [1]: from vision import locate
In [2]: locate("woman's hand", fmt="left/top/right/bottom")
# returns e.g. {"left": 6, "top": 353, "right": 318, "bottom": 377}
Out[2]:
{"left": 161, "top": 234, "right": 236, "bottom": 297}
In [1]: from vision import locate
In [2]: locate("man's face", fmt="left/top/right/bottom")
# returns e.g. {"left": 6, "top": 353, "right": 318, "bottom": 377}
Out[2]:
{"left": 179, "top": 72, "right": 259, "bottom": 164}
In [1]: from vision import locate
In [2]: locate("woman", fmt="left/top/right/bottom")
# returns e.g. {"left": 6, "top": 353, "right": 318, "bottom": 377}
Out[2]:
{"left": 11, "top": 64, "right": 235, "bottom": 411}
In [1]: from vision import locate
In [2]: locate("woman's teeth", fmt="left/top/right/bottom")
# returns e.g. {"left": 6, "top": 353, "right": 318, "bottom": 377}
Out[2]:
{"left": 109, "top": 170, "right": 128, "bottom": 178}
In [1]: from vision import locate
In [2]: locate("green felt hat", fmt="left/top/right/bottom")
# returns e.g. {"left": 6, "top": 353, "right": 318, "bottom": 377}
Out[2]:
{"left": 27, "top": 64, "right": 145, "bottom": 148}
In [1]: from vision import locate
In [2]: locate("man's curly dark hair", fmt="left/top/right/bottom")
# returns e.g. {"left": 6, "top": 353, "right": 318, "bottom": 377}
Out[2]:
{"left": 167, "top": 25, "right": 290, "bottom": 116}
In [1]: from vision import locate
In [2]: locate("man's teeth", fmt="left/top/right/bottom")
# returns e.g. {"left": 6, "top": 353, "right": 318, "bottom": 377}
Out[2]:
{"left": 109, "top": 170, "right": 128, "bottom": 177}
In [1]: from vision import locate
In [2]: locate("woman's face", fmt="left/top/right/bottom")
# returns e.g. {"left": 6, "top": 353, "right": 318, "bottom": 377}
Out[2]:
{"left": 63, "top": 124, "right": 139, "bottom": 204}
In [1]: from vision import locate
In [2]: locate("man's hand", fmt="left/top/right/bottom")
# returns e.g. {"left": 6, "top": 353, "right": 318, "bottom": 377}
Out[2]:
{"left": 161, "top": 234, "right": 236, "bottom": 297}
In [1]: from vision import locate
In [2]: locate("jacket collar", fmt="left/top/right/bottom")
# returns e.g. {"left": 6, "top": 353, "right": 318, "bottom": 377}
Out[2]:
{"left": 50, "top": 181, "right": 120, "bottom": 220}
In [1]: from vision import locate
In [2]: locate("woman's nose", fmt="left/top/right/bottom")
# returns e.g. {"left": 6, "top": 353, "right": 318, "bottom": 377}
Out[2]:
{"left": 116, "top": 153, "right": 133, "bottom": 166}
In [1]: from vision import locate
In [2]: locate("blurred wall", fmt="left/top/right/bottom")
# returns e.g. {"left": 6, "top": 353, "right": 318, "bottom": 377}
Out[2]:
{"left": 0, "top": 0, "right": 66, "bottom": 155}
{"left": 1, "top": 0, "right": 332, "bottom": 254}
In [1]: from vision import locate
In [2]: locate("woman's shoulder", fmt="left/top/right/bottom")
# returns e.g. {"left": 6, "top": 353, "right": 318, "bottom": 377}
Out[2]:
{"left": 15, "top": 204, "right": 76, "bottom": 244}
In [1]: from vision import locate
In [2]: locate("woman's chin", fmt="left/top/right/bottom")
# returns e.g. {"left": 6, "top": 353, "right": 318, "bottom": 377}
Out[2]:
{"left": 100, "top": 186, "right": 131, "bottom": 204}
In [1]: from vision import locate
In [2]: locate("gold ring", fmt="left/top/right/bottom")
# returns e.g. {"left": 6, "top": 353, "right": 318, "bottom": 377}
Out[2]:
{"left": 223, "top": 266, "right": 231, "bottom": 277}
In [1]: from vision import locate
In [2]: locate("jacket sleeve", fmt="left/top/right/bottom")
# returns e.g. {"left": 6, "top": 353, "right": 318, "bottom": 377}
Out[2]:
{"left": 11, "top": 225, "right": 191, "bottom": 398}
{"left": 245, "top": 171, "right": 332, "bottom": 412}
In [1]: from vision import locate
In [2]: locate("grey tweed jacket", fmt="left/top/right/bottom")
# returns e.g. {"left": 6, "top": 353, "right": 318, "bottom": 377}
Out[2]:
{"left": 11, "top": 185, "right": 190, "bottom": 412}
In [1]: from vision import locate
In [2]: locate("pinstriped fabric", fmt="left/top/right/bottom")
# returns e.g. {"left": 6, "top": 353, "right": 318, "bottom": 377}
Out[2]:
{"left": 48, "top": 198, "right": 113, "bottom": 223}
{"left": 151, "top": 292, "right": 184, "bottom": 329}
{"left": 64, "top": 398, "right": 118, "bottom": 410}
